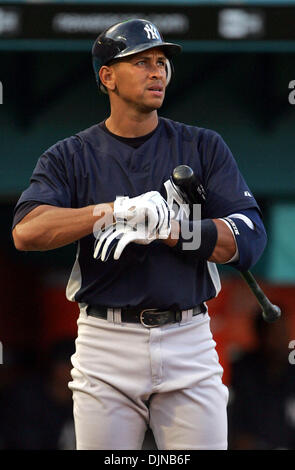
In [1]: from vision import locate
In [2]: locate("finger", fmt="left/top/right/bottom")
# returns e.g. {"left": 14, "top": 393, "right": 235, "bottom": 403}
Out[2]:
{"left": 154, "top": 205, "right": 161, "bottom": 233}
{"left": 146, "top": 204, "right": 158, "bottom": 234}
{"left": 93, "top": 225, "right": 115, "bottom": 259}
{"left": 113, "top": 231, "right": 139, "bottom": 260}
{"left": 149, "top": 195, "right": 164, "bottom": 233}
{"left": 101, "top": 228, "right": 129, "bottom": 262}
{"left": 164, "top": 180, "right": 173, "bottom": 209}
{"left": 163, "top": 198, "right": 172, "bottom": 228}
{"left": 158, "top": 199, "right": 172, "bottom": 238}
{"left": 157, "top": 200, "right": 166, "bottom": 234}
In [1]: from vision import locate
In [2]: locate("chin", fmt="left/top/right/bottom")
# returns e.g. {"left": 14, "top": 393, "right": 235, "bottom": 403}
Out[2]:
{"left": 140, "top": 99, "right": 164, "bottom": 113}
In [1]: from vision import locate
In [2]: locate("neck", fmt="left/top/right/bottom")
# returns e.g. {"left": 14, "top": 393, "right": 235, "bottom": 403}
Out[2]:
{"left": 105, "top": 109, "right": 159, "bottom": 138}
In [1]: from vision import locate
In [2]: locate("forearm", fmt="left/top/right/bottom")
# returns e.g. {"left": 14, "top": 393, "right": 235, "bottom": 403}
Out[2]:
{"left": 164, "top": 219, "right": 236, "bottom": 264}
{"left": 13, "top": 203, "right": 114, "bottom": 251}
{"left": 208, "top": 219, "right": 236, "bottom": 263}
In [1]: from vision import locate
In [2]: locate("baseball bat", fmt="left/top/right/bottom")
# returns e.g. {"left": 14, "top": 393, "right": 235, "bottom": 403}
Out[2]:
{"left": 172, "top": 164, "right": 281, "bottom": 323}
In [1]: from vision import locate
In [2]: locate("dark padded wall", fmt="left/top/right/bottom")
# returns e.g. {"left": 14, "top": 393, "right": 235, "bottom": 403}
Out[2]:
{"left": 1, "top": 50, "right": 294, "bottom": 199}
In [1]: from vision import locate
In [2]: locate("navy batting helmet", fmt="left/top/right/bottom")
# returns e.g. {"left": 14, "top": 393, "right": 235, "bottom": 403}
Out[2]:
{"left": 92, "top": 18, "right": 182, "bottom": 93}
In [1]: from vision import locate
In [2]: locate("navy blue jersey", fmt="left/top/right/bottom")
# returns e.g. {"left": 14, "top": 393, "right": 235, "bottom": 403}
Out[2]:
{"left": 13, "top": 117, "right": 263, "bottom": 309}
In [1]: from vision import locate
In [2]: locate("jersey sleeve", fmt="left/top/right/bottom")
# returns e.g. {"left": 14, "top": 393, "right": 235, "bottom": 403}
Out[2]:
{"left": 13, "top": 140, "right": 76, "bottom": 227}
{"left": 12, "top": 201, "right": 46, "bottom": 229}
{"left": 221, "top": 207, "right": 267, "bottom": 271}
{"left": 199, "top": 130, "right": 261, "bottom": 219}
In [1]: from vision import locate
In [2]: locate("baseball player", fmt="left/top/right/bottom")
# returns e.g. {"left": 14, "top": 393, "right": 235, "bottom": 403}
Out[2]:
{"left": 12, "top": 19, "right": 267, "bottom": 450}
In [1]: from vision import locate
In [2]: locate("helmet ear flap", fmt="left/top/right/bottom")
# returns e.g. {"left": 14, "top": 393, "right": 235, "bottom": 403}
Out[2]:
{"left": 166, "top": 59, "right": 173, "bottom": 86}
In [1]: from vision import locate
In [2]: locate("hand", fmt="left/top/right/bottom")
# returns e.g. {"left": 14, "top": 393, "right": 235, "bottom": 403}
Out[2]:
{"left": 93, "top": 222, "right": 158, "bottom": 262}
{"left": 164, "top": 179, "right": 190, "bottom": 220}
{"left": 113, "top": 191, "right": 172, "bottom": 239}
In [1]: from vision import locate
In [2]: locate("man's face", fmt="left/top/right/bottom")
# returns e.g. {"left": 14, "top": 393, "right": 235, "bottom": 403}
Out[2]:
{"left": 108, "top": 48, "right": 168, "bottom": 112}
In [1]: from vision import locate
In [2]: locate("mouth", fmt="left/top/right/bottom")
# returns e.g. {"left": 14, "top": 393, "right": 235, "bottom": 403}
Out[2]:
{"left": 147, "top": 85, "right": 164, "bottom": 97}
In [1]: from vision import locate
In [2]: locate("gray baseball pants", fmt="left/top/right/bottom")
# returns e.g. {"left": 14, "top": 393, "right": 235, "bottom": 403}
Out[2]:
{"left": 68, "top": 306, "right": 228, "bottom": 450}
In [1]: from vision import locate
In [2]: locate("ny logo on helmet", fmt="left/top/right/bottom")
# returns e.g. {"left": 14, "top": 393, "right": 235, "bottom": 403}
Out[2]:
{"left": 144, "top": 23, "right": 160, "bottom": 40}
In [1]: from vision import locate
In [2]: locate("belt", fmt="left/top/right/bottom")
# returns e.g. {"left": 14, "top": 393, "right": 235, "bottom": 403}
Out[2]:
{"left": 86, "top": 304, "right": 206, "bottom": 328}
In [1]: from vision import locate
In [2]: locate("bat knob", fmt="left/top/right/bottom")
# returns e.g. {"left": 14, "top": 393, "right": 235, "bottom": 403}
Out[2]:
{"left": 172, "top": 165, "right": 206, "bottom": 205}
{"left": 262, "top": 304, "right": 281, "bottom": 323}
{"left": 172, "top": 165, "right": 194, "bottom": 186}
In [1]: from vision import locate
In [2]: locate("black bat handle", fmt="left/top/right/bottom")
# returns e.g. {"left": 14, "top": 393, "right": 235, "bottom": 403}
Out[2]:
{"left": 172, "top": 165, "right": 281, "bottom": 323}
{"left": 240, "top": 271, "right": 281, "bottom": 323}
{"left": 172, "top": 165, "right": 206, "bottom": 205}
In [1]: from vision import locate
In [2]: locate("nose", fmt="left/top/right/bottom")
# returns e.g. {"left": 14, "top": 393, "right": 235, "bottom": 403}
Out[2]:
{"left": 148, "top": 62, "right": 166, "bottom": 80}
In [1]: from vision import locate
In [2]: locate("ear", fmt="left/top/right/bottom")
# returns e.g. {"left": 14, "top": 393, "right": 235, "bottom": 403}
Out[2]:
{"left": 99, "top": 65, "right": 116, "bottom": 93}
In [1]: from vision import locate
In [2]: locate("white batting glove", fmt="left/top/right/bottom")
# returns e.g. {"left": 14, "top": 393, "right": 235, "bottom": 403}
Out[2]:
{"left": 94, "top": 191, "right": 175, "bottom": 262}
{"left": 164, "top": 179, "right": 190, "bottom": 221}
{"left": 94, "top": 222, "right": 157, "bottom": 262}
{"left": 113, "top": 191, "right": 172, "bottom": 239}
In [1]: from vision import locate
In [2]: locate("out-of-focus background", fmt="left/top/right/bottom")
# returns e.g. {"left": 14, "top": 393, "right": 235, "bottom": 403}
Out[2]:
{"left": 0, "top": 0, "right": 295, "bottom": 451}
